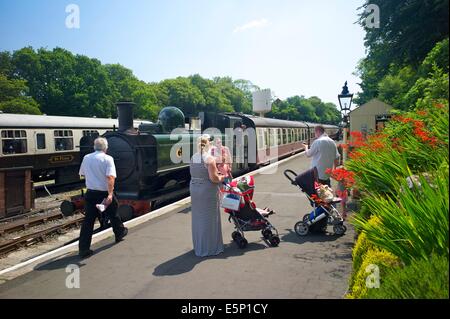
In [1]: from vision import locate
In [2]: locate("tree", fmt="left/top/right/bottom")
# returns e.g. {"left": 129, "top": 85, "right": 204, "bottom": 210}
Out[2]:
{"left": 159, "top": 77, "right": 205, "bottom": 116}
{"left": 355, "top": 0, "right": 449, "bottom": 106}
{"left": 0, "top": 73, "right": 41, "bottom": 114}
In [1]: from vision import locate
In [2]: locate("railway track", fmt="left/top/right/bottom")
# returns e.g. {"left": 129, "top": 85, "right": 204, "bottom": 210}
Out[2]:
{"left": 0, "top": 210, "right": 64, "bottom": 236}
{"left": 0, "top": 215, "right": 84, "bottom": 257}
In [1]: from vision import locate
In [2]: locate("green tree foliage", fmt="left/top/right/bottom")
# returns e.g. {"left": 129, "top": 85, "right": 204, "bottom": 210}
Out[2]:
{"left": 355, "top": 0, "right": 449, "bottom": 106}
{"left": 0, "top": 73, "right": 40, "bottom": 114}
{"left": 267, "top": 95, "right": 341, "bottom": 124}
{"left": 0, "top": 46, "right": 338, "bottom": 124}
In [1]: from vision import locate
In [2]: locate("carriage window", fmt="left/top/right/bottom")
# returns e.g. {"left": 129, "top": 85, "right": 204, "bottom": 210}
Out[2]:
{"left": 269, "top": 129, "right": 275, "bottom": 147}
{"left": 36, "top": 133, "right": 46, "bottom": 149}
{"left": 1, "top": 130, "right": 27, "bottom": 154}
{"left": 83, "top": 130, "right": 99, "bottom": 137}
{"left": 287, "top": 129, "right": 291, "bottom": 143}
{"left": 277, "top": 129, "right": 281, "bottom": 145}
{"left": 257, "top": 128, "right": 264, "bottom": 149}
{"left": 264, "top": 130, "right": 269, "bottom": 148}
{"left": 54, "top": 130, "right": 73, "bottom": 151}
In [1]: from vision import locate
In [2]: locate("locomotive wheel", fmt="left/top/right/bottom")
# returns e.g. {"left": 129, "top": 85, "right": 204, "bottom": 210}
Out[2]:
{"left": 294, "top": 221, "right": 309, "bottom": 236}
{"left": 60, "top": 200, "right": 75, "bottom": 217}
{"left": 118, "top": 205, "right": 134, "bottom": 222}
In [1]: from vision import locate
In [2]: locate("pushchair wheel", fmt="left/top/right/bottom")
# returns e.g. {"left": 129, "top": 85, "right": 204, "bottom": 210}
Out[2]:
{"left": 294, "top": 221, "right": 309, "bottom": 236}
{"left": 333, "top": 224, "right": 347, "bottom": 236}
{"left": 237, "top": 237, "right": 248, "bottom": 249}
{"left": 269, "top": 235, "right": 280, "bottom": 247}
{"left": 232, "top": 231, "right": 242, "bottom": 241}
{"left": 303, "top": 214, "right": 310, "bottom": 222}
{"left": 262, "top": 229, "right": 272, "bottom": 239}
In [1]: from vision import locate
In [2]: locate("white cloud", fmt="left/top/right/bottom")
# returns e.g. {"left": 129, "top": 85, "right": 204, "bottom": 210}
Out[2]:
{"left": 233, "top": 18, "right": 269, "bottom": 33}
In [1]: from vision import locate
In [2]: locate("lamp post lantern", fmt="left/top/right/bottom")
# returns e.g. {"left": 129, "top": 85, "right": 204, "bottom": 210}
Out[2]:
{"left": 338, "top": 81, "right": 353, "bottom": 164}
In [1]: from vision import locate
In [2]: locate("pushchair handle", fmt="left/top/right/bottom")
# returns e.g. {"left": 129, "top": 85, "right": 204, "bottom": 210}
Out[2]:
{"left": 283, "top": 169, "right": 298, "bottom": 185}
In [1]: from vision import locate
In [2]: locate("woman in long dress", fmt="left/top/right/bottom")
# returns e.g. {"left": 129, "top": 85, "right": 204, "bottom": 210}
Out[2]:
{"left": 190, "top": 135, "right": 225, "bottom": 257}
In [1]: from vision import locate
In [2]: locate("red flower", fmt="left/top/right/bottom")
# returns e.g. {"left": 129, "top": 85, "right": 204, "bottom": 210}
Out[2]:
{"left": 350, "top": 131, "right": 364, "bottom": 139}
{"left": 327, "top": 168, "right": 355, "bottom": 188}
{"left": 349, "top": 131, "right": 367, "bottom": 148}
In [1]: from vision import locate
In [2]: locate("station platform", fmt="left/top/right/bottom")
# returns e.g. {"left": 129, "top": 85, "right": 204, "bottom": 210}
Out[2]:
{"left": 0, "top": 152, "right": 354, "bottom": 299}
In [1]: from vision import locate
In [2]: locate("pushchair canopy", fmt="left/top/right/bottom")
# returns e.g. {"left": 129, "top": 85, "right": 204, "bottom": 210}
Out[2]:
{"left": 284, "top": 167, "right": 318, "bottom": 197}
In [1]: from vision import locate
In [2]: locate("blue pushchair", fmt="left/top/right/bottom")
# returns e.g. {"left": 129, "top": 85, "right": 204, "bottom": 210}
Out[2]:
{"left": 283, "top": 167, "right": 347, "bottom": 236}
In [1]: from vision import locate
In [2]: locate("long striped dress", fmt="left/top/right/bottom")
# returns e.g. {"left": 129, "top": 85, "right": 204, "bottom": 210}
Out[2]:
{"left": 189, "top": 152, "right": 224, "bottom": 257}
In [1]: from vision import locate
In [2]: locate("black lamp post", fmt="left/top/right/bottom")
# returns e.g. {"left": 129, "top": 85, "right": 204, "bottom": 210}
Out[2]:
{"left": 338, "top": 81, "right": 353, "bottom": 163}
{"left": 338, "top": 81, "right": 353, "bottom": 126}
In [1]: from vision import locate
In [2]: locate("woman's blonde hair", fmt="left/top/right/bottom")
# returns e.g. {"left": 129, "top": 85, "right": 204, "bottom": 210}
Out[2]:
{"left": 197, "top": 135, "right": 210, "bottom": 154}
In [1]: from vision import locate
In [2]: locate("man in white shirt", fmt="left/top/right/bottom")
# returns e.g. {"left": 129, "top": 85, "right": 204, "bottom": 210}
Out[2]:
{"left": 78, "top": 137, "right": 127, "bottom": 258}
{"left": 302, "top": 125, "right": 340, "bottom": 186}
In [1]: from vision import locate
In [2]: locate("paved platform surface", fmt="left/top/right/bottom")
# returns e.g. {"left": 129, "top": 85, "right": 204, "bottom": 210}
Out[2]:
{"left": 0, "top": 153, "right": 354, "bottom": 298}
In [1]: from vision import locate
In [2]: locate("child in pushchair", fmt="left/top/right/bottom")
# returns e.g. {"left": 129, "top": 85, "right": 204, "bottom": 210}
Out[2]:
{"left": 283, "top": 167, "right": 347, "bottom": 236}
{"left": 221, "top": 176, "right": 280, "bottom": 248}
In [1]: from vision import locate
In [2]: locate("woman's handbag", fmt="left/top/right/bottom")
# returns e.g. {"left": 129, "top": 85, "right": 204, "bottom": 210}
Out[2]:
{"left": 220, "top": 193, "right": 241, "bottom": 211}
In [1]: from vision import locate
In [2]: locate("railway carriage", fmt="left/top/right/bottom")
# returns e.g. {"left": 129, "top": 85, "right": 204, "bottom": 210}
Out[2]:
{"left": 0, "top": 113, "right": 151, "bottom": 184}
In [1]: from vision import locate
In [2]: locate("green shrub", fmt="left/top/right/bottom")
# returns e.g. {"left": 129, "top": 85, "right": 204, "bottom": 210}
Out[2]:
{"left": 346, "top": 248, "right": 400, "bottom": 299}
{"left": 365, "top": 254, "right": 449, "bottom": 299}
{"left": 353, "top": 167, "right": 449, "bottom": 265}
{"left": 349, "top": 216, "right": 381, "bottom": 288}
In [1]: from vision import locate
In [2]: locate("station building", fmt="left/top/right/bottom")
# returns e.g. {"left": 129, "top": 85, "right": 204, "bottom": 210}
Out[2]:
{"left": 349, "top": 98, "right": 393, "bottom": 137}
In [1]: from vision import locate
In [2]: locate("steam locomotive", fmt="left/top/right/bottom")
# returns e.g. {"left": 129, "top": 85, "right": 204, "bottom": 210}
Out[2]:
{"left": 74, "top": 102, "right": 339, "bottom": 221}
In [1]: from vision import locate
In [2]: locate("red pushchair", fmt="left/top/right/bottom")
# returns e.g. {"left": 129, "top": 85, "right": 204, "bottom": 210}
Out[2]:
{"left": 221, "top": 176, "right": 280, "bottom": 249}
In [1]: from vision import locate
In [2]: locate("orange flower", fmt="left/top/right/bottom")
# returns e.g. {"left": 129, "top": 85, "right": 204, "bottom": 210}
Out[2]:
{"left": 417, "top": 110, "right": 427, "bottom": 116}
{"left": 349, "top": 151, "right": 364, "bottom": 160}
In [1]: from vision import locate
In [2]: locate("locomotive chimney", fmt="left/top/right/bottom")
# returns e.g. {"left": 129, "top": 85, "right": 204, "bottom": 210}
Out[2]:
{"left": 117, "top": 101, "right": 135, "bottom": 132}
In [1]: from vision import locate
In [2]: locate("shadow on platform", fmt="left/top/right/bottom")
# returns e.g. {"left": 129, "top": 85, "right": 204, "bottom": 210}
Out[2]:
{"left": 153, "top": 241, "right": 267, "bottom": 276}
{"left": 281, "top": 228, "right": 342, "bottom": 244}
{"left": 34, "top": 242, "right": 116, "bottom": 271}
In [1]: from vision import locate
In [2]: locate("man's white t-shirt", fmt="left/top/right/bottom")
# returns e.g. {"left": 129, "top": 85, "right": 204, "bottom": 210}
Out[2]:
{"left": 306, "top": 134, "right": 340, "bottom": 180}
{"left": 79, "top": 151, "right": 116, "bottom": 191}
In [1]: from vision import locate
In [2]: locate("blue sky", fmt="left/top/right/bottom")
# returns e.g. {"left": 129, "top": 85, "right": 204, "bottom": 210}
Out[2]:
{"left": 0, "top": 0, "right": 366, "bottom": 106}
